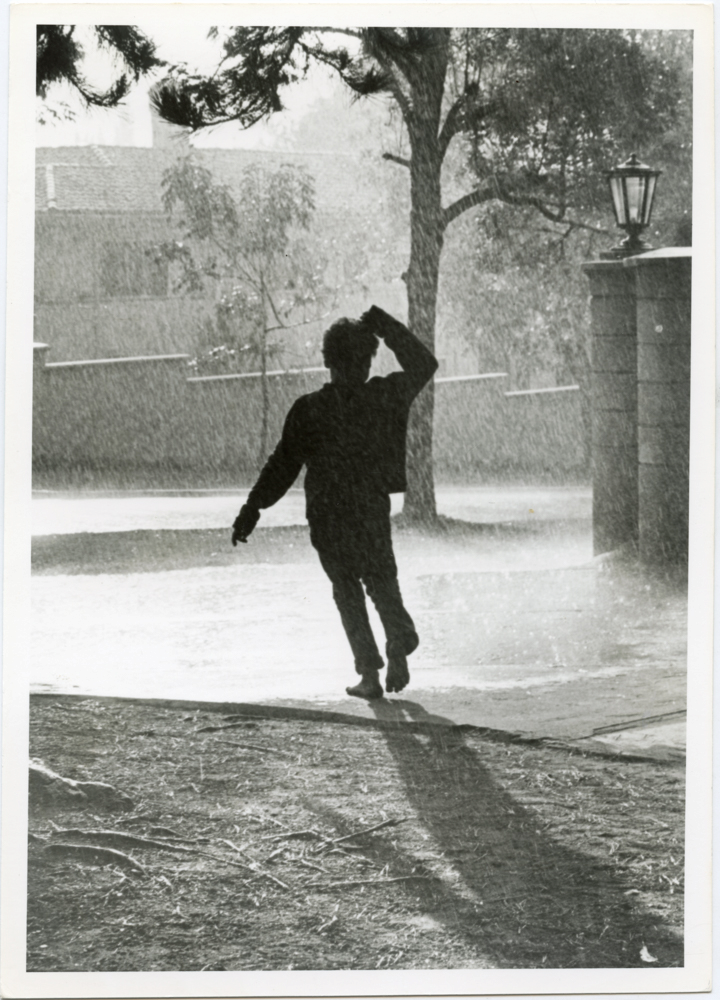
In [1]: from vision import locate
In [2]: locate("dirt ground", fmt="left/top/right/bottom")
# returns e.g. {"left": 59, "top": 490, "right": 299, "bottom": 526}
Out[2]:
{"left": 27, "top": 695, "right": 684, "bottom": 972}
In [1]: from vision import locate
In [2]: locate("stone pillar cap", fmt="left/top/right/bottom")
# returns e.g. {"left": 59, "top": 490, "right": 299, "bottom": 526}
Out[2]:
{"left": 581, "top": 259, "right": 630, "bottom": 274}
{"left": 623, "top": 247, "right": 692, "bottom": 268}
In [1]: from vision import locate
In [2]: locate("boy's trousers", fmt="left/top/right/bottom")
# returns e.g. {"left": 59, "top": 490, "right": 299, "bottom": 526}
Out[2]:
{"left": 308, "top": 494, "right": 418, "bottom": 674}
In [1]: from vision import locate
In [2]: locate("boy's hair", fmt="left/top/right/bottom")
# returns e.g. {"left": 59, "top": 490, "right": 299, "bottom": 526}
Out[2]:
{"left": 322, "top": 318, "right": 378, "bottom": 372}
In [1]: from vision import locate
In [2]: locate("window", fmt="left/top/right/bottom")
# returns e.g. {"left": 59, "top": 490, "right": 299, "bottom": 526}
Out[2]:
{"left": 100, "top": 242, "right": 168, "bottom": 298}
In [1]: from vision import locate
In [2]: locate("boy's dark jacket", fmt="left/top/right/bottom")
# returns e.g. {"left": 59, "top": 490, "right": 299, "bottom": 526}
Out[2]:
{"left": 247, "top": 311, "right": 438, "bottom": 517}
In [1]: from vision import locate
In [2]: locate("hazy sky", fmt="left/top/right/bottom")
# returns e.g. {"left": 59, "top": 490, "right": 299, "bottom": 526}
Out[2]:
{"left": 36, "top": 24, "right": 339, "bottom": 149}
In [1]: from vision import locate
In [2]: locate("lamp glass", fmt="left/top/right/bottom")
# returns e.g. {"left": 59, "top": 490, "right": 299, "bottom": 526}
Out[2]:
{"left": 626, "top": 176, "right": 644, "bottom": 223}
{"left": 608, "top": 176, "right": 626, "bottom": 225}
{"left": 644, "top": 175, "right": 658, "bottom": 225}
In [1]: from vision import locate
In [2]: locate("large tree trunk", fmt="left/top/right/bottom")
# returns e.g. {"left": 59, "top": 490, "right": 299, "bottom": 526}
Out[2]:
{"left": 402, "top": 33, "right": 449, "bottom": 523}
{"left": 404, "top": 179, "right": 442, "bottom": 521}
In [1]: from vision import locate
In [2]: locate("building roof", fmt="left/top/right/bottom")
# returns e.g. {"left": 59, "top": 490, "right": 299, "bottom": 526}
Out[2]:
{"left": 35, "top": 145, "right": 371, "bottom": 215}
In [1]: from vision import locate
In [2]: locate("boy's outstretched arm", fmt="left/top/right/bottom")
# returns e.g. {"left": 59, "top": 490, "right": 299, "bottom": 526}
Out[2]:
{"left": 361, "top": 305, "right": 438, "bottom": 395}
{"left": 231, "top": 399, "right": 306, "bottom": 545}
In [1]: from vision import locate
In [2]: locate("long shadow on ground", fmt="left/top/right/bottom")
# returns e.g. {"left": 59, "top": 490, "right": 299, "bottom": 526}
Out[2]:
{"left": 315, "top": 699, "right": 683, "bottom": 969}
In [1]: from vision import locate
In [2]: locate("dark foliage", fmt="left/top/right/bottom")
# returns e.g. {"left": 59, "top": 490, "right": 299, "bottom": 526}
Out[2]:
{"left": 151, "top": 28, "right": 397, "bottom": 129}
{"left": 451, "top": 29, "right": 686, "bottom": 222}
{"left": 37, "top": 25, "right": 162, "bottom": 107}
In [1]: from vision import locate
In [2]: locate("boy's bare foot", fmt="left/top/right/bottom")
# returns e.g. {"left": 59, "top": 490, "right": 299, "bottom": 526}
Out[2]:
{"left": 385, "top": 641, "right": 410, "bottom": 693}
{"left": 346, "top": 675, "right": 384, "bottom": 700}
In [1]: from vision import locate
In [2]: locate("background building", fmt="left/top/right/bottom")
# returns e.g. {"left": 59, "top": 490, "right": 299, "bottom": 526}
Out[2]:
{"left": 34, "top": 106, "right": 406, "bottom": 367}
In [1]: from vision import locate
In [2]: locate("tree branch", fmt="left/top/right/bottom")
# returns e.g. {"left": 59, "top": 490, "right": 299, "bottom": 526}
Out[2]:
{"left": 442, "top": 180, "right": 499, "bottom": 229}
{"left": 263, "top": 285, "right": 287, "bottom": 329}
{"left": 382, "top": 152, "right": 410, "bottom": 168}
{"left": 265, "top": 311, "right": 333, "bottom": 335}
{"left": 498, "top": 189, "right": 568, "bottom": 224}
{"left": 437, "top": 87, "right": 496, "bottom": 160}
{"left": 438, "top": 93, "right": 467, "bottom": 159}
{"left": 313, "top": 27, "right": 362, "bottom": 41}
{"left": 557, "top": 219, "right": 612, "bottom": 238}
{"left": 381, "top": 69, "right": 413, "bottom": 123}
{"left": 354, "top": 30, "right": 413, "bottom": 120}
{"left": 441, "top": 175, "right": 598, "bottom": 235}
{"left": 204, "top": 236, "right": 262, "bottom": 290}
{"left": 367, "top": 28, "right": 416, "bottom": 80}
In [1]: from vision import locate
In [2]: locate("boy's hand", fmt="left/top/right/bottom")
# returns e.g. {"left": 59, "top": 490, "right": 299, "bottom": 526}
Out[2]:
{"left": 360, "top": 305, "right": 391, "bottom": 337}
{"left": 232, "top": 504, "right": 260, "bottom": 546}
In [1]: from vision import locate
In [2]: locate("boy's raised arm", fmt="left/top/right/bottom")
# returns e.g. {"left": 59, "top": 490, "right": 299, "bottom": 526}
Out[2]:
{"left": 361, "top": 305, "right": 438, "bottom": 394}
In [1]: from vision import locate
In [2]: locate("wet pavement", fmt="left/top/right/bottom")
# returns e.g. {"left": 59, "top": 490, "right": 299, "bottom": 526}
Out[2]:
{"left": 31, "top": 486, "right": 687, "bottom": 760}
{"left": 32, "top": 484, "right": 591, "bottom": 535}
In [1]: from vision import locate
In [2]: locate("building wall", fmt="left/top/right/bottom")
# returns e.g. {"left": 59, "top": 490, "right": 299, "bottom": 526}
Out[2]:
{"left": 34, "top": 212, "right": 214, "bottom": 361}
{"left": 33, "top": 350, "right": 587, "bottom": 484}
{"left": 33, "top": 209, "right": 409, "bottom": 367}
{"left": 35, "top": 297, "right": 214, "bottom": 363}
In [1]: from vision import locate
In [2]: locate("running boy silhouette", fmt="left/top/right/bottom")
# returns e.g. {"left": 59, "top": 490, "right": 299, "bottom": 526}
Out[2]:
{"left": 232, "top": 306, "right": 438, "bottom": 700}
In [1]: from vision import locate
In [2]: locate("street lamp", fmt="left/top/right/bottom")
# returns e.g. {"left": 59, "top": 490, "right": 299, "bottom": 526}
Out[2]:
{"left": 602, "top": 153, "right": 662, "bottom": 259}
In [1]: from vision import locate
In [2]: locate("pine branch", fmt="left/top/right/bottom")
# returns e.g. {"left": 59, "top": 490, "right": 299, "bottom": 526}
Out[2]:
{"left": 356, "top": 29, "right": 414, "bottom": 119}
{"left": 365, "top": 28, "right": 416, "bottom": 80}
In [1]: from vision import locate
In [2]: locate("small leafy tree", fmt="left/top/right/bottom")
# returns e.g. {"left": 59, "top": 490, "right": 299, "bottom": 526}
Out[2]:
{"left": 159, "top": 157, "right": 321, "bottom": 466}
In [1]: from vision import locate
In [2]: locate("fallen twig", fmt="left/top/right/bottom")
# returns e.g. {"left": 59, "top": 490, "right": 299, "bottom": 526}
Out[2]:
{"left": 324, "top": 847, "right": 365, "bottom": 859}
{"left": 147, "top": 826, "right": 186, "bottom": 839}
{"left": 50, "top": 826, "right": 266, "bottom": 875}
{"left": 221, "top": 839, "right": 290, "bottom": 890}
{"left": 196, "top": 723, "right": 247, "bottom": 733}
{"left": 306, "top": 875, "right": 435, "bottom": 889}
{"left": 261, "top": 829, "right": 328, "bottom": 844}
{"left": 48, "top": 827, "right": 196, "bottom": 854}
{"left": 256, "top": 869, "right": 290, "bottom": 890}
{"left": 249, "top": 812, "right": 286, "bottom": 829}
{"left": 44, "top": 842, "right": 146, "bottom": 873}
{"left": 213, "top": 740, "right": 294, "bottom": 756}
{"left": 325, "top": 818, "right": 405, "bottom": 846}
{"left": 296, "top": 857, "right": 329, "bottom": 874}
{"left": 191, "top": 848, "right": 260, "bottom": 873}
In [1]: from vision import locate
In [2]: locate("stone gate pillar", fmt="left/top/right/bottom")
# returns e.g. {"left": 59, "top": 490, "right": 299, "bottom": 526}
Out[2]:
{"left": 625, "top": 249, "right": 691, "bottom": 565}
{"left": 582, "top": 261, "right": 638, "bottom": 555}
